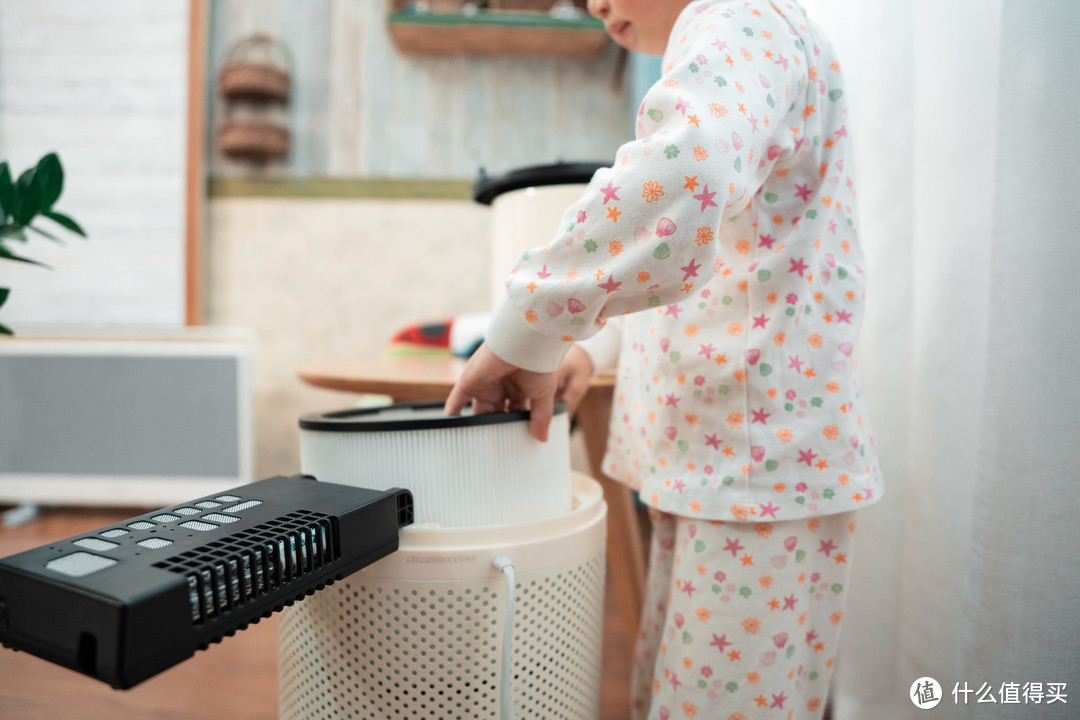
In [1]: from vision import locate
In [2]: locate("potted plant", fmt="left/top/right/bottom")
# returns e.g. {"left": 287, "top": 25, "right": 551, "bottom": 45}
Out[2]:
{"left": 0, "top": 152, "right": 87, "bottom": 335}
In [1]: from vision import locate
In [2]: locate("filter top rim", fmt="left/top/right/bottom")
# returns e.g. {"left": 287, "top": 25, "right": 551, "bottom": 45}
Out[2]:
{"left": 298, "top": 400, "right": 568, "bottom": 433}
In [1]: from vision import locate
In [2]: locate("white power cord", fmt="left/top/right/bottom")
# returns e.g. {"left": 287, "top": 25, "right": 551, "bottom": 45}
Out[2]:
{"left": 492, "top": 555, "right": 516, "bottom": 720}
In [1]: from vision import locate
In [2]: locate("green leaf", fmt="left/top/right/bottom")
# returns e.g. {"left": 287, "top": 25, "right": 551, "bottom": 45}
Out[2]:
{"left": 0, "top": 322, "right": 11, "bottom": 336}
{"left": 0, "top": 163, "right": 14, "bottom": 220}
{"left": 28, "top": 224, "right": 65, "bottom": 244}
{"left": 0, "top": 224, "right": 28, "bottom": 241}
{"left": 34, "top": 153, "right": 64, "bottom": 210}
{"left": 43, "top": 210, "right": 86, "bottom": 237}
{"left": 0, "top": 244, "right": 49, "bottom": 268}
{"left": 13, "top": 168, "right": 40, "bottom": 225}
{"left": 0, "top": 287, "right": 9, "bottom": 309}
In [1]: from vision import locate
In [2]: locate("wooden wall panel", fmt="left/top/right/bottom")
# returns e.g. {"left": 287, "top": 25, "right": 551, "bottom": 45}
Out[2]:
{"left": 207, "top": 0, "right": 630, "bottom": 180}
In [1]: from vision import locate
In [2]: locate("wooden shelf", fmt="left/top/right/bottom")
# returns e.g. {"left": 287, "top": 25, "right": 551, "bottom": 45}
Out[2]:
{"left": 387, "top": 10, "right": 608, "bottom": 59}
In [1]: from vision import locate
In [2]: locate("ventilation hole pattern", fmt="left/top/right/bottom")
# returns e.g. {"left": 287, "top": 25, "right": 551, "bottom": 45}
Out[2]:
{"left": 137, "top": 537, "right": 174, "bottom": 549}
{"left": 45, "top": 552, "right": 118, "bottom": 578}
{"left": 195, "top": 501, "right": 221, "bottom": 509}
{"left": 180, "top": 521, "right": 219, "bottom": 532}
{"left": 224, "top": 500, "right": 262, "bottom": 513}
{"left": 277, "top": 550, "right": 606, "bottom": 719}
{"left": 151, "top": 514, "right": 180, "bottom": 523}
{"left": 154, "top": 510, "right": 337, "bottom": 625}
{"left": 215, "top": 495, "right": 242, "bottom": 502}
{"left": 128, "top": 521, "right": 155, "bottom": 530}
{"left": 174, "top": 507, "right": 201, "bottom": 515}
{"left": 73, "top": 538, "right": 119, "bottom": 552}
{"left": 100, "top": 529, "right": 130, "bottom": 538}
{"left": 202, "top": 513, "right": 240, "bottom": 524}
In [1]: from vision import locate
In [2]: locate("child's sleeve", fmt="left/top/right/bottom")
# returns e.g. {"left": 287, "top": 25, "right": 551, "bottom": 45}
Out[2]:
{"left": 485, "top": 8, "right": 800, "bottom": 372}
{"left": 575, "top": 316, "right": 623, "bottom": 377}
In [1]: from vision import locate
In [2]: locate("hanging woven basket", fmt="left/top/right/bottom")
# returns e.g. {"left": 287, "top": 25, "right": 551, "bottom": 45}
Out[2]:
{"left": 219, "top": 34, "right": 292, "bottom": 104}
{"left": 218, "top": 120, "right": 291, "bottom": 162}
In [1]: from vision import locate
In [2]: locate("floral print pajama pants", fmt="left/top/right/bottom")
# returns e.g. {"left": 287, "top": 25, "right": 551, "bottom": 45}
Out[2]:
{"left": 632, "top": 509, "right": 858, "bottom": 720}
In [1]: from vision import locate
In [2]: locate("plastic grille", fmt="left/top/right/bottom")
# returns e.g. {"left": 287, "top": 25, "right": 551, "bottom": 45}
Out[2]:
{"left": 154, "top": 510, "right": 337, "bottom": 625}
{"left": 128, "top": 521, "right": 155, "bottom": 530}
{"left": 151, "top": 514, "right": 180, "bottom": 523}
{"left": 100, "top": 529, "right": 130, "bottom": 538}
{"left": 174, "top": 507, "right": 200, "bottom": 515}
{"left": 215, "top": 495, "right": 242, "bottom": 502}
{"left": 277, "top": 551, "right": 605, "bottom": 719}
{"left": 137, "top": 538, "right": 174, "bottom": 549}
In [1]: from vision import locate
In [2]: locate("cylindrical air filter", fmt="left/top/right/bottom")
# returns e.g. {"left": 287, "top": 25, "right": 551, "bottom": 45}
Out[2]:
{"left": 299, "top": 402, "right": 572, "bottom": 528}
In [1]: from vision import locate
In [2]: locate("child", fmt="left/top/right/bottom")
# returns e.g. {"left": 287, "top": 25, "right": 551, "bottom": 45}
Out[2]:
{"left": 445, "top": 0, "right": 884, "bottom": 717}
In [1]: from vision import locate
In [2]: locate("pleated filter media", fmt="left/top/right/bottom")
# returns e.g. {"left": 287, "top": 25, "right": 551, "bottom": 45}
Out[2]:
{"left": 282, "top": 402, "right": 608, "bottom": 719}
{"left": 298, "top": 403, "right": 573, "bottom": 528}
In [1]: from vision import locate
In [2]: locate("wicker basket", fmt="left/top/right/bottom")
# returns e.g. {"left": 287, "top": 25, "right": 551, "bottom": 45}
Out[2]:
{"left": 219, "top": 35, "right": 292, "bottom": 104}
{"left": 218, "top": 121, "right": 291, "bottom": 161}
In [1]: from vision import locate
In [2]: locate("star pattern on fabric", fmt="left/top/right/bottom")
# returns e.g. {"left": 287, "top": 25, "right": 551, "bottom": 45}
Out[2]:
{"left": 723, "top": 538, "right": 745, "bottom": 557}
{"left": 599, "top": 181, "right": 621, "bottom": 204}
{"left": 692, "top": 184, "right": 719, "bottom": 212}
{"left": 498, "top": 0, "right": 881, "bottom": 529}
{"left": 709, "top": 633, "right": 732, "bottom": 653}
{"left": 597, "top": 275, "right": 622, "bottom": 293}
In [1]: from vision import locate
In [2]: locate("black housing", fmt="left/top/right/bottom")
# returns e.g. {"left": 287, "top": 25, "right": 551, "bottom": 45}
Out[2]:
{"left": 0, "top": 475, "right": 413, "bottom": 689}
{"left": 472, "top": 161, "right": 609, "bottom": 205}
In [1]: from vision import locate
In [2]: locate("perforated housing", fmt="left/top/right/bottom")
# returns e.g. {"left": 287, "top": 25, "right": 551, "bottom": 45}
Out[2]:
{"left": 0, "top": 475, "right": 412, "bottom": 688}
{"left": 278, "top": 473, "right": 607, "bottom": 719}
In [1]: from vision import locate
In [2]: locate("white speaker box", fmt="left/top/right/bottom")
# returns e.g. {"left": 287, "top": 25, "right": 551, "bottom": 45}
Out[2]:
{"left": 0, "top": 330, "right": 253, "bottom": 506}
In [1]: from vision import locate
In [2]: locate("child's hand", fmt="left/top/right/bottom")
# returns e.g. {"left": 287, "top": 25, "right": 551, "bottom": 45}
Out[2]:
{"left": 556, "top": 345, "right": 594, "bottom": 417}
{"left": 444, "top": 342, "right": 559, "bottom": 442}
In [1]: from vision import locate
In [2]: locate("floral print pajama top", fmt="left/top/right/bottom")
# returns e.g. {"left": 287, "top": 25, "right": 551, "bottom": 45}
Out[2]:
{"left": 485, "top": 0, "right": 884, "bottom": 522}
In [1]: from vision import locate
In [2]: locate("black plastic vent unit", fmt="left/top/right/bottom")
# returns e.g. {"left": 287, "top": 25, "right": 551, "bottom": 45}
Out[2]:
{"left": 0, "top": 475, "right": 413, "bottom": 689}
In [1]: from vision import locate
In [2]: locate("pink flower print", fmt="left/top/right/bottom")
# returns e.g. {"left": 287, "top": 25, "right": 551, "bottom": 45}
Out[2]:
{"left": 696, "top": 54, "right": 708, "bottom": 65}
{"left": 576, "top": 210, "right": 587, "bottom": 223}
{"left": 786, "top": 293, "right": 799, "bottom": 304}
{"left": 714, "top": 570, "right": 726, "bottom": 583}
{"left": 704, "top": 465, "right": 713, "bottom": 474}
{"left": 795, "top": 482, "right": 808, "bottom": 492}
{"left": 701, "top": 666, "right": 713, "bottom": 678}
{"left": 694, "top": 375, "right": 706, "bottom": 386}
{"left": 785, "top": 389, "right": 797, "bottom": 400}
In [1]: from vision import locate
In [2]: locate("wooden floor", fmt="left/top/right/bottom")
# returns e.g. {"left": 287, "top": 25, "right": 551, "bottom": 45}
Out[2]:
{"left": 0, "top": 506, "right": 634, "bottom": 720}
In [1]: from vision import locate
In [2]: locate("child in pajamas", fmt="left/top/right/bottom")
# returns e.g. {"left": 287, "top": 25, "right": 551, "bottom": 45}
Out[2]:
{"left": 446, "top": 0, "right": 884, "bottom": 717}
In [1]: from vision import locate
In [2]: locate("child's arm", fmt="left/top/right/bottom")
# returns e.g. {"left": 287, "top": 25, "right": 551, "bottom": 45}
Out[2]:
{"left": 484, "top": 6, "right": 800, "bottom": 375}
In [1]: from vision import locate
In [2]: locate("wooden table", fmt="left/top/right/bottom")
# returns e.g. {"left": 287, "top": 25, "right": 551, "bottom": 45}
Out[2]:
{"left": 298, "top": 358, "right": 647, "bottom": 646}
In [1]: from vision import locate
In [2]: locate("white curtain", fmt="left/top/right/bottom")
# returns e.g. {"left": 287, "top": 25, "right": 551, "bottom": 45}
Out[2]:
{"left": 797, "top": 0, "right": 1080, "bottom": 717}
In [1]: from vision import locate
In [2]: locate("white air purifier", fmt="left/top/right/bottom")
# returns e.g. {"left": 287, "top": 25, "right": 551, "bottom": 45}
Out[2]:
{"left": 473, "top": 162, "right": 608, "bottom": 310}
{"left": 279, "top": 402, "right": 608, "bottom": 720}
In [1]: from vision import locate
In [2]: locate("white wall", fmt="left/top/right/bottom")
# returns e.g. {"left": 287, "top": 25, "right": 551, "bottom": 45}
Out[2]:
{"left": 0, "top": 0, "right": 189, "bottom": 326}
{"left": 207, "top": 196, "right": 492, "bottom": 478}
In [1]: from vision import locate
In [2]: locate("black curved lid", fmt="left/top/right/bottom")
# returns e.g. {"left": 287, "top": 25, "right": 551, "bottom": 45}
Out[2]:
{"left": 472, "top": 161, "right": 609, "bottom": 205}
{"left": 299, "top": 400, "right": 569, "bottom": 433}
